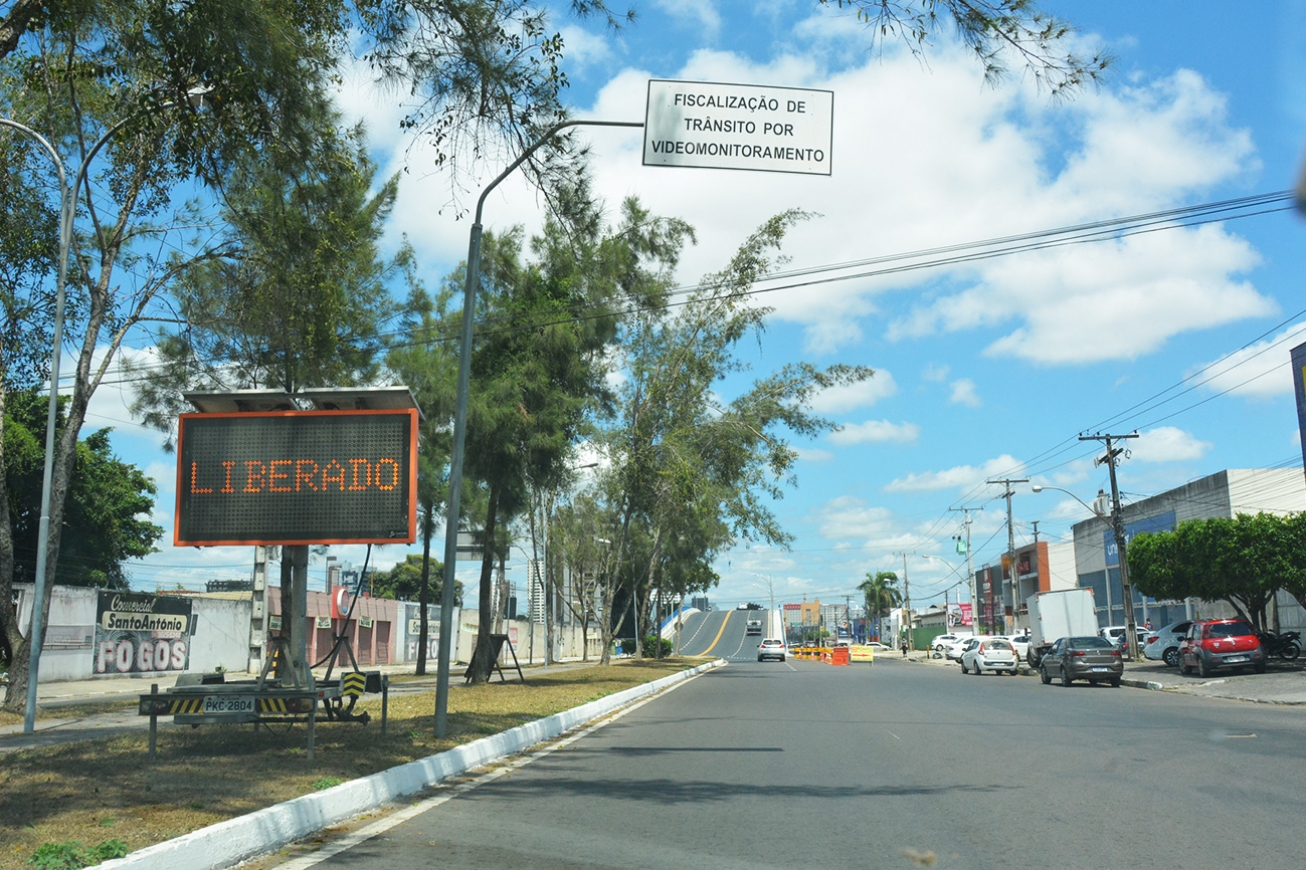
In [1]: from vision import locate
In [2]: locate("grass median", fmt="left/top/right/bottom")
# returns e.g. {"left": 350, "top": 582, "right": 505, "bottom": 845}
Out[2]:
{"left": 0, "top": 658, "right": 700, "bottom": 870}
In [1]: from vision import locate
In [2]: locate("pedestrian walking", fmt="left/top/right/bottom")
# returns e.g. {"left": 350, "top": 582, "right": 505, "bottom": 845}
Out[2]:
{"left": 900, "top": 637, "right": 909, "bottom": 657}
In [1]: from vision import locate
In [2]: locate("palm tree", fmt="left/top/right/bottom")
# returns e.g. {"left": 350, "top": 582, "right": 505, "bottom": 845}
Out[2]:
{"left": 859, "top": 571, "right": 901, "bottom": 641}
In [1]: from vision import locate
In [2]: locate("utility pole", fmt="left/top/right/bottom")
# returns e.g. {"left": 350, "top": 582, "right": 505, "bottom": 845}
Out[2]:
{"left": 1032, "top": 521, "right": 1040, "bottom": 543}
{"left": 1080, "top": 432, "right": 1140, "bottom": 658}
{"left": 895, "top": 552, "right": 914, "bottom": 651}
{"left": 986, "top": 478, "right": 1028, "bottom": 634}
{"left": 950, "top": 506, "right": 981, "bottom": 634}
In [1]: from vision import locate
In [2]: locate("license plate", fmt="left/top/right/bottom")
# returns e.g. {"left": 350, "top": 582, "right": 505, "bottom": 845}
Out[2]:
{"left": 1091, "top": 666, "right": 1109, "bottom": 672}
{"left": 1226, "top": 655, "right": 1249, "bottom": 663}
{"left": 203, "top": 695, "right": 255, "bottom": 714}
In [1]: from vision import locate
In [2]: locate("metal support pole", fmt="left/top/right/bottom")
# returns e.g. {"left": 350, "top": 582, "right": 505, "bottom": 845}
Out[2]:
{"left": 435, "top": 118, "right": 643, "bottom": 737}
{"left": 308, "top": 696, "right": 316, "bottom": 762}
{"left": 381, "top": 675, "right": 389, "bottom": 737}
{"left": 148, "top": 683, "right": 159, "bottom": 762}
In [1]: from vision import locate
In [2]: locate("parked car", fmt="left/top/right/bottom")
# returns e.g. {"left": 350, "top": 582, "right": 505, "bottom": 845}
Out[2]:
{"left": 1100, "top": 626, "right": 1129, "bottom": 650}
{"left": 931, "top": 633, "right": 962, "bottom": 651}
{"left": 945, "top": 635, "right": 981, "bottom": 662}
{"left": 1142, "top": 621, "right": 1192, "bottom": 667}
{"left": 1004, "top": 633, "right": 1031, "bottom": 662}
{"left": 757, "top": 638, "right": 787, "bottom": 662}
{"left": 1178, "top": 619, "right": 1265, "bottom": 677}
{"left": 1038, "top": 635, "right": 1124, "bottom": 687}
{"left": 961, "top": 637, "right": 1019, "bottom": 675}
{"left": 931, "top": 634, "right": 968, "bottom": 657}
{"left": 864, "top": 641, "right": 892, "bottom": 652}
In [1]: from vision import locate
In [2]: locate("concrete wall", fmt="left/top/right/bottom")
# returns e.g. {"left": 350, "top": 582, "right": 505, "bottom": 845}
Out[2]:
{"left": 12, "top": 585, "right": 256, "bottom": 682}
{"left": 1046, "top": 542, "right": 1077, "bottom": 592}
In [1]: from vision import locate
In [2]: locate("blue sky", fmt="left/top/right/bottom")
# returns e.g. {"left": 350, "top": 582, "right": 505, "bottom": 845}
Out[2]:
{"left": 94, "top": 1, "right": 1306, "bottom": 611}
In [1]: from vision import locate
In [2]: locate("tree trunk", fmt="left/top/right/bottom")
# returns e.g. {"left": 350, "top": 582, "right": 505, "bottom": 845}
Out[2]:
{"left": 466, "top": 486, "right": 500, "bottom": 683}
{"left": 0, "top": 384, "right": 26, "bottom": 712}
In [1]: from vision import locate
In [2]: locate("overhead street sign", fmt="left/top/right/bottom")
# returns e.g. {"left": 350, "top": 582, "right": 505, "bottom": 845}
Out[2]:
{"left": 174, "top": 409, "right": 418, "bottom": 546}
{"left": 643, "top": 79, "right": 833, "bottom": 176}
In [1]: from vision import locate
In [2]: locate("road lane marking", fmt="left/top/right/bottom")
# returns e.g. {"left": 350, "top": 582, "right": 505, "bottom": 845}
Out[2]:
{"left": 268, "top": 666, "right": 720, "bottom": 870}
{"left": 699, "top": 610, "right": 733, "bottom": 656}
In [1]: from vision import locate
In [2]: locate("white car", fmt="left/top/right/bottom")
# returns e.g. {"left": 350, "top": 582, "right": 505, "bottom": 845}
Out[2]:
{"left": 961, "top": 637, "right": 1019, "bottom": 675}
{"left": 930, "top": 634, "right": 965, "bottom": 656}
{"left": 1141, "top": 621, "right": 1192, "bottom": 666}
{"left": 945, "top": 635, "right": 980, "bottom": 662}
{"left": 757, "top": 638, "right": 787, "bottom": 662}
{"left": 1004, "top": 633, "right": 1031, "bottom": 663}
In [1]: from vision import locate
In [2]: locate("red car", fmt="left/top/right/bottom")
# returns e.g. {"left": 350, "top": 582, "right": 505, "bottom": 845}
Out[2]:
{"left": 1178, "top": 619, "right": 1266, "bottom": 677}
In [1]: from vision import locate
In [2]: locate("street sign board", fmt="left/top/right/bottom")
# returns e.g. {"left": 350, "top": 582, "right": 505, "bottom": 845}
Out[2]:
{"left": 175, "top": 409, "right": 418, "bottom": 546}
{"left": 643, "top": 79, "right": 833, "bottom": 176}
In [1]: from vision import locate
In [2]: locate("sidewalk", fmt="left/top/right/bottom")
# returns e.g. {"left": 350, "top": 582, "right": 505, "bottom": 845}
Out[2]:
{"left": 905, "top": 648, "right": 1306, "bottom": 705}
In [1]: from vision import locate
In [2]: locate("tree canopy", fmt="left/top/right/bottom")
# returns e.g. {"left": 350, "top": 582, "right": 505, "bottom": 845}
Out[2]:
{"left": 4, "top": 392, "right": 162, "bottom": 589}
{"left": 1128, "top": 513, "right": 1306, "bottom": 631}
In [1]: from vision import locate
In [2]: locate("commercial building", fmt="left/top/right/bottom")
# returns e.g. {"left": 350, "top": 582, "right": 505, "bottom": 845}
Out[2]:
{"left": 1070, "top": 468, "right": 1306, "bottom": 629}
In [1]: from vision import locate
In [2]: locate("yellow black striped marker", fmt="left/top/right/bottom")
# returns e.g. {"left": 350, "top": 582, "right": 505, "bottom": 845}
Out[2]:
{"left": 342, "top": 672, "right": 366, "bottom": 697}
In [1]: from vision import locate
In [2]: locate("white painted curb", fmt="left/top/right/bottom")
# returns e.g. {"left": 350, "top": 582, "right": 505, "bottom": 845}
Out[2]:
{"left": 98, "top": 660, "right": 725, "bottom": 870}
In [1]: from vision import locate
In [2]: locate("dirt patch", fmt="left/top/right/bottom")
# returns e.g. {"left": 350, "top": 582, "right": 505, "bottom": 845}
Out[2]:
{"left": 0, "top": 659, "right": 698, "bottom": 870}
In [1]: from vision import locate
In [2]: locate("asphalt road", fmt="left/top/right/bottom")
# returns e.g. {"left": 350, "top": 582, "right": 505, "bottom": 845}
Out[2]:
{"left": 283, "top": 655, "right": 1306, "bottom": 870}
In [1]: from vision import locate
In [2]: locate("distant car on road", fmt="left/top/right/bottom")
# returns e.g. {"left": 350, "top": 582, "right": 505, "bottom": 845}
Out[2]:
{"left": 1142, "top": 621, "right": 1192, "bottom": 667}
{"left": 863, "top": 642, "right": 892, "bottom": 652}
{"left": 757, "top": 638, "right": 787, "bottom": 662}
{"left": 1179, "top": 618, "right": 1265, "bottom": 677}
{"left": 745, "top": 618, "right": 763, "bottom": 636}
{"left": 961, "top": 638, "right": 1019, "bottom": 675}
{"left": 1039, "top": 636, "right": 1123, "bottom": 687}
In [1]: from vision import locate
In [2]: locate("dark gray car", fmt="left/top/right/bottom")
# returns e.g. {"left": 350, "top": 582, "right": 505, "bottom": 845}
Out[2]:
{"left": 1039, "top": 636, "right": 1124, "bottom": 687}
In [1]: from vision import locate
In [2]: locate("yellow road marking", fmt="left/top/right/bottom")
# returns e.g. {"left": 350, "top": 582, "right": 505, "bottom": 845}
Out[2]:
{"left": 699, "top": 611, "right": 733, "bottom": 656}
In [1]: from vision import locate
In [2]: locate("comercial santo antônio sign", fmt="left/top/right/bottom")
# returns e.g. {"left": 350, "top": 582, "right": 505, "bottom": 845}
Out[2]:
{"left": 643, "top": 79, "right": 833, "bottom": 176}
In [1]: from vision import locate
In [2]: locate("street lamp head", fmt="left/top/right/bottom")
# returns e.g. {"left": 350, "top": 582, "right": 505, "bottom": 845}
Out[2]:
{"left": 185, "top": 85, "right": 216, "bottom": 110}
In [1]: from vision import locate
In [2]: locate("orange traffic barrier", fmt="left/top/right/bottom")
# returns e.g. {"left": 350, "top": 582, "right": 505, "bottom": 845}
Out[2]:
{"left": 831, "top": 646, "right": 850, "bottom": 666}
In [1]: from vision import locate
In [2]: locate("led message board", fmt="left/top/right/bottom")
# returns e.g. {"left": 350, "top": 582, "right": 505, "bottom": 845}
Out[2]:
{"left": 175, "top": 409, "right": 417, "bottom": 546}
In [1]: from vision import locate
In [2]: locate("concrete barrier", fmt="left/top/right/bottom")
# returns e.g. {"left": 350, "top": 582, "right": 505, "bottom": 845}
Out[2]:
{"left": 97, "top": 659, "right": 725, "bottom": 870}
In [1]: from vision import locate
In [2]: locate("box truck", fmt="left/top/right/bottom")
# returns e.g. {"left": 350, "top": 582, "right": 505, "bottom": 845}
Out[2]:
{"left": 1026, "top": 588, "right": 1097, "bottom": 667}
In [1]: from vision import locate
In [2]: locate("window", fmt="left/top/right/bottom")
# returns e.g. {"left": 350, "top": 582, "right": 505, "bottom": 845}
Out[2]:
{"left": 1207, "top": 621, "right": 1254, "bottom": 638}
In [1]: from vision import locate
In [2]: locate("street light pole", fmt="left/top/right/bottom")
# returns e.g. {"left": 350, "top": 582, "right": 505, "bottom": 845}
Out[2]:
{"left": 0, "top": 119, "right": 71, "bottom": 735}
{"left": 434, "top": 119, "right": 643, "bottom": 737}
{"left": 5, "top": 90, "right": 212, "bottom": 731}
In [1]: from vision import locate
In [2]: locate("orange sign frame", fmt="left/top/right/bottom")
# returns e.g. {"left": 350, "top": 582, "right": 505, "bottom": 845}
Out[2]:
{"left": 174, "top": 409, "right": 418, "bottom": 547}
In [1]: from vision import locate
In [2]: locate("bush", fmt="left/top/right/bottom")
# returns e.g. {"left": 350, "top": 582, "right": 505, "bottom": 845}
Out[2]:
{"left": 643, "top": 635, "right": 673, "bottom": 657}
{"left": 29, "top": 840, "right": 128, "bottom": 870}
{"left": 617, "top": 636, "right": 673, "bottom": 656}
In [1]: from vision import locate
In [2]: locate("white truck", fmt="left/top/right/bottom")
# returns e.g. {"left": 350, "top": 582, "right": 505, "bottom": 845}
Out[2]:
{"left": 1025, "top": 588, "right": 1098, "bottom": 668}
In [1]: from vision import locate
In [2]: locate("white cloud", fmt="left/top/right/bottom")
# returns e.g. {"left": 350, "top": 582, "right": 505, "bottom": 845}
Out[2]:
{"left": 949, "top": 378, "right": 981, "bottom": 407}
{"left": 794, "top": 446, "right": 835, "bottom": 462}
{"left": 815, "top": 496, "right": 905, "bottom": 545}
{"left": 332, "top": 29, "right": 1270, "bottom": 369}
{"left": 653, "top": 0, "right": 721, "bottom": 38}
{"left": 830, "top": 419, "right": 920, "bottom": 445}
{"left": 884, "top": 454, "right": 1026, "bottom": 493}
{"left": 1129, "top": 426, "right": 1213, "bottom": 463}
{"left": 923, "top": 363, "right": 950, "bottom": 383}
{"left": 1192, "top": 322, "right": 1306, "bottom": 399}
{"left": 809, "top": 370, "right": 897, "bottom": 412}
{"left": 558, "top": 25, "right": 615, "bottom": 69}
